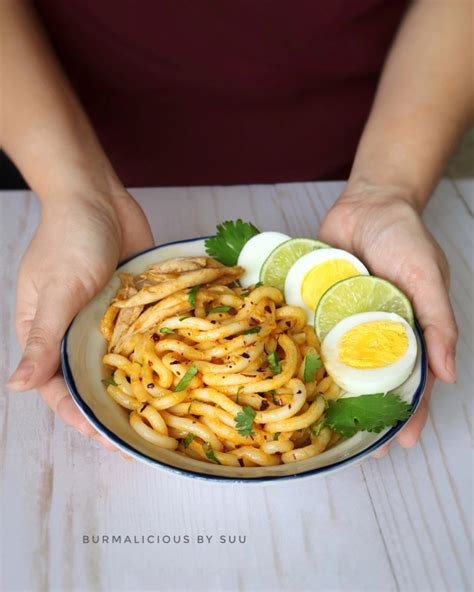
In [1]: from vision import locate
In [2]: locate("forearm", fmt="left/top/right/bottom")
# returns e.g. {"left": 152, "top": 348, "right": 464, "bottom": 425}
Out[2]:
{"left": 0, "top": 0, "right": 123, "bottom": 203}
{"left": 345, "top": 0, "right": 473, "bottom": 209}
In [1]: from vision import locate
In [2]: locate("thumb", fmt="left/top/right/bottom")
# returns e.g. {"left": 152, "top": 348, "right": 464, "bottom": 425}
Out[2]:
{"left": 411, "top": 267, "right": 458, "bottom": 384}
{"left": 8, "top": 283, "right": 86, "bottom": 390}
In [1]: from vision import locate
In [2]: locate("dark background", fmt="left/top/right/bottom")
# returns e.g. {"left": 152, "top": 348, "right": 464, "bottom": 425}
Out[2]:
{"left": 0, "top": 151, "right": 28, "bottom": 189}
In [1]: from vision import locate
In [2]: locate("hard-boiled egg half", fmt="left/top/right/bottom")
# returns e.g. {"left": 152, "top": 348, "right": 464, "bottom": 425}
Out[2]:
{"left": 284, "top": 248, "right": 369, "bottom": 323}
{"left": 321, "top": 311, "right": 417, "bottom": 395}
{"left": 238, "top": 231, "right": 290, "bottom": 287}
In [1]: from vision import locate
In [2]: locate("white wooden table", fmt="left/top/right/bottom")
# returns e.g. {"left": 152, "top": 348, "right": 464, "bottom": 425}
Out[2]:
{"left": 1, "top": 180, "right": 472, "bottom": 592}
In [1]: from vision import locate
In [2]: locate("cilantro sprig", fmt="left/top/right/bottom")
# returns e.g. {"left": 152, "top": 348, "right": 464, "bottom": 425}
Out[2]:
{"left": 202, "top": 442, "right": 222, "bottom": 464}
{"left": 323, "top": 394, "right": 412, "bottom": 438}
{"left": 160, "top": 327, "right": 175, "bottom": 334}
{"left": 188, "top": 285, "right": 201, "bottom": 307}
{"left": 235, "top": 405, "right": 256, "bottom": 436}
{"left": 174, "top": 364, "right": 199, "bottom": 392}
{"left": 204, "top": 220, "right": 260, "bottom": 266}
{"left": 208, "top": 305, "right": 233, "bottom": 314}
{"left": 183, "top": 433, "right": 196, "bottom": 449}
{"left": 267, "top": 351, "right": 282, "bottom": 374}
{"left": 241, "top": 326, "right": 261, "bottom": 336}
{"left": 101, "top": 377, "right": 118, "bottom": 387}
{"left": 303, "top": 351, "right": 322, "bottom": 383}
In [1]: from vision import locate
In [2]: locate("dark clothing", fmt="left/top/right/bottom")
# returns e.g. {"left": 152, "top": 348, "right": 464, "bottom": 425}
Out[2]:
{"left": 34, "top": 0, "right": 407, "bottom": 187}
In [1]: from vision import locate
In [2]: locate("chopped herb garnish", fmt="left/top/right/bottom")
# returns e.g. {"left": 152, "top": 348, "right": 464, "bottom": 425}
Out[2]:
{"left": 202, "top": 442, "right": 222, "bottom": 464}
{"left": 101, "top": 377, "right": 118, "bottom": 387}
{"left": 159, "top": 327, "right": 175, "bottom": 334}
{"left": 324, "top": 394, "right": 412, "bottom": 438}
{"left": 267, "top": 351, "right": 282, "bottom": 374}
{"left": 183, "top": 433, "right": 196, "bottom": 449}
{"left": 208, "top": 305, "right": 233, "bottom": 314}
{"left": 270, "top": 390, "right": 279, "bottom": 405}
{"left": 273, "top": 432, "right": 281, "bottom": 441}
{"left": 241, "top": 326, "right": 261, "bottom": 335}
{"left": 303, "top": 351, "right": 322, "bottom": 382}
{"left": 241, "top": 289, "right": 250, "bottom": 297}
{"left": 235, "top": 405, "right": 257, "bottom": 436}
{"left": 236, "top": 386, "right": 243, "bottom": 405}
{"left": 188, "top": 285, "right": 201, "bottom": 307}
{"left": 253, "top": 281, "right": 263, "bottom": 289}
{"left": 204, "top": 219, "right": 260, "bottom": 266}
{"left": 174, "top": 364, "right": 199, "bottom": 392}
{"left": 310, "top": 421, "right": 323, "bottom": 437}
{"left": 179, "top": 315, "right": 191, "bottom": 321}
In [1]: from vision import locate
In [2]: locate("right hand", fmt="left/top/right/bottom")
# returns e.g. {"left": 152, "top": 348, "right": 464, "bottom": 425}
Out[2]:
{"left": 7, "top": 190, "right": 154, "bottom": 451}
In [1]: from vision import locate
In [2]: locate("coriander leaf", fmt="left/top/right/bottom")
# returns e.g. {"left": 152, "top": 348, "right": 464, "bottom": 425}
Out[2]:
{"left": 270, "top": 390, "right": 279, "bottom": 405}
{"left": 188, "top": 285, "right": 201, "bottom": 307}
{"left": 174, "top": 364, "right": 199, "bottom": 392}
{"left": 267, "top": 351, "right": 282, "bottom": 374}
{"left": 101, "top": 377, "right": 118, "bottom": 387}
{"left": 159, "top": 327, "right": 175, "bottom": 334}
{"left": 204, "top": 219, "right": 260, "bottom": 266}
{"left": 253, "top": 281, "right": 263, "bottom": 289}
{"left": 324, "top": 394, "right": 412, "bottom": 438}
{"left": 303, "top": 351, "right": 322, "bottom": 383}
{"left": 183, "top": 433, "right": 196, "bottom": 449}
{"left": 208, "top": 305, "right": 233, "bottom": 314}
{"left": 235, "top": 405, "right": 256, "bottom": 436}
{"left": 273, "top": 432, "right": 281, "bottom": 441}
{"left": 202, "top": 442, "right": 222, "bottom": 464}
{"left": 241, "top": 326, "right": 261, "bottom": 335}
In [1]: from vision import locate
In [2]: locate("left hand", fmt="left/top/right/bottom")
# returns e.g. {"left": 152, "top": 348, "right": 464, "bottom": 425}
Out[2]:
{"left": 318, "top": 189, "right": 457, "bottom": 456}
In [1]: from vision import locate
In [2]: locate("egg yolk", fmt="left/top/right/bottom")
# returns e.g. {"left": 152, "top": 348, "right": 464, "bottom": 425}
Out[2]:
{"left": 302, "top": 259, "right": 361, "bottom": 310}
{"left": 338, "top": 321, "right": 408, "bottom": 369}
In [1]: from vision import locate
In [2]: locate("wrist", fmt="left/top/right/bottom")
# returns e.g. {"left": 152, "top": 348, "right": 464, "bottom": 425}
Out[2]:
{"left": 36, "top": 170, "right": 128, "bottom": 207}
{"left": 343, "top": 174, "right": 425, "bottom": 211}
{"left": 320, "top": 186, "right": 420, "bottom": 254}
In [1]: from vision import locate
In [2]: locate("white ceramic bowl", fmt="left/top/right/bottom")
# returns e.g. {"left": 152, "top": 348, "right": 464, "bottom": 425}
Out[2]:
{"left": 61, "top": 237, "right": 427, "bottom": 483}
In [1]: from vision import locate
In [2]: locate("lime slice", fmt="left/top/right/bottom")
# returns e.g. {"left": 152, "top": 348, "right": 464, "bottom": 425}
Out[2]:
{"left": 315, "top": 275, "right": 414, "bottom": 340}
{"left": 260, "top": 238, "right": 329, "bottom": 292}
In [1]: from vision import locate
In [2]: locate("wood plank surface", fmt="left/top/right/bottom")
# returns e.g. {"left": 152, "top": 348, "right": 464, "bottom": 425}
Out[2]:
{"left": 0, "top": 180, "right": 472, "bottom": 592}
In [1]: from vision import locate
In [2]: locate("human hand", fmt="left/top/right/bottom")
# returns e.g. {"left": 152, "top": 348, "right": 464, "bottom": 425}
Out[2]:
{"left": 7, "top": 190, "right": 154, "bottom": 452}
{"left": 318, "top": 189, "right": 457, "bottom": 455}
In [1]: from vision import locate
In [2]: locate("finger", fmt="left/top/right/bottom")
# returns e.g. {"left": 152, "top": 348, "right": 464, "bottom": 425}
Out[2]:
{"left": 396, "top": 371, "right": 434, "bottom": 448}
{"left": 371, "top": 443, "right": 391, "bottom": 459}
{"left": 37, "top": 374, "right": 122, "bottom": 453}
{"left": 93, "top": 433, "right": 121, "bottom": 453}
{"left": 37, "top": 374, "right": 98, "bottom": 437}
{"left": 410, "top": 266, "right": 457, "bottom": 384}
{"left": 8, "top": 282, "right": 88, "bottom": 391}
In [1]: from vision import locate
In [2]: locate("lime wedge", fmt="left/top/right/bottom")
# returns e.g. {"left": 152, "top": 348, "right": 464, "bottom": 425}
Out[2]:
{"left": 315, "top": 275, "right": 414, "bottom": 340}
{"left": 260, "top": 238, "right": 329, "bottom": 292}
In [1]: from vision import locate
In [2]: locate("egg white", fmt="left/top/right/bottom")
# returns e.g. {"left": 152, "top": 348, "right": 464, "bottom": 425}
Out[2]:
{"left": 284, "top": 248, "right": 369, "bottom": 322}
{"left": 238, "top": 231, "right": 290, "bottom": 287}
{"left": 321, "top": 311, "right": 417, "bottom": 396}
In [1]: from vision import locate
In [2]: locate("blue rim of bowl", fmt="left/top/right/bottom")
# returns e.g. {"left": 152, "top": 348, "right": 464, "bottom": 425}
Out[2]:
{"left": 61, "top": 236, "right": 428, "bottom": 484}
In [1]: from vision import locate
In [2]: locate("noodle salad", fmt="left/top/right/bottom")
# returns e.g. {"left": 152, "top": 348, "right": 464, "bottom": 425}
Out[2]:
{"left": 101, "top": 258, "right": 340, "bottom": 466}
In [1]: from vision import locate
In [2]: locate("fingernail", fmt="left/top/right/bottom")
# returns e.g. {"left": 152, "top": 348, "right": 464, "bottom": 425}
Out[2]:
{"left": 7, "top": 363, "right": 34, "bottom": 389}
{"left": 446, "top": 349, "right": 457, "bottom": 381}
